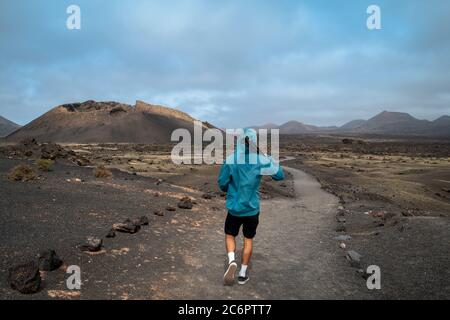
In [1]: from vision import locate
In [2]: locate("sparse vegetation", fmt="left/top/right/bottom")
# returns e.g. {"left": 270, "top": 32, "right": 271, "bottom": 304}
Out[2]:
{"left": 8, "top": 164, "right": 37, "bottom": 181}
{"left": 36, "top": 159, "right": 53, "bottom": 172}
{"left": 93, "top": 165, "right": 112, "bottom": 178}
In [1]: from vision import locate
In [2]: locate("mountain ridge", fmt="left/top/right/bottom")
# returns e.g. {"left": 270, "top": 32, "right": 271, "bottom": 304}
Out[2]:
{"left": 0, "top": 116, "right": 21, "bottom": 137}
{"left": 252, "top": 111, "right": 450, "bottom": 137}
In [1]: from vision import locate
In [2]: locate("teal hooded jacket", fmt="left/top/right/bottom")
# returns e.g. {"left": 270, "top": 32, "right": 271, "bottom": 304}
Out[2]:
{"left": 218, "top": 128, "right": 285, "bottom": 217}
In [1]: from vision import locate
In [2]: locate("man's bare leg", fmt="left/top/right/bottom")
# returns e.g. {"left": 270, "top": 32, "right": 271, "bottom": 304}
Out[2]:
{"left": 242, "top": 237, "right": 253, "bottom": 265}
{"left": 224, "top": 235, "right": 238, "bottom": 285}
{"left": 238, "top": 237, "right": 253, "bottom": 284}
{"left": 226, "top": 234, "right": 236, "bottom": 256}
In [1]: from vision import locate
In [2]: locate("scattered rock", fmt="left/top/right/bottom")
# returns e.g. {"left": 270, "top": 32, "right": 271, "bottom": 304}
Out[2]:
{"left": 336, "top": 217, "right": 346, "bottom": 223}
{"left": 346, "top": 250, "right": 362, "bottom": 268}
{"left": 113, "top": 219, "right": 141, "bottom": 234}
{"left": 133, "top": 216, "right": 149, "bottom": 226}
{"left": 177, "top": 197, "right": 194, "bottom": 209}
{"left": 80, "top": 237, "right": 103, "bottom": 252}
{"left": 37, "top": 249, "right": 63, "bottom": 271}
{"left": 166, "top": 205, "right": 176, "bottom": 212}
{"left": 106, "top": 229, "right": 116, "bottom": 238}
{"left": 8, "top": 261, "right": 41, "bottom": 294}
{"left": 339, "top": 243, "right": 346, "bottom": 249}
{"left": 41, "top": 143, "right": 66, "bottom": 160}
{"left": 75, "top": 158, "right": 89, "bottom": 167}
{"left": 202, "top": 193, "right": 213, "bottom": 200}
{"left": 336, "top": 224, "right": 346, "bottom": 232}
{"left": 154, "top": 210, "right": 164, "bottom": 216}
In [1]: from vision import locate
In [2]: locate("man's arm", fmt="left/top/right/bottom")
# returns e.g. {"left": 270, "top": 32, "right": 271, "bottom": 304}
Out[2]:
{"left": 218, "top": 163, "right": 231, "bottom": 192}
{"left": 259, "top": 155, "right": 284, "bottom": 181}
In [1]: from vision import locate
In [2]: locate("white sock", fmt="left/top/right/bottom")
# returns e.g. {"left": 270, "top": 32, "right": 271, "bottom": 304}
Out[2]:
{"left": 239, "top": 265, "right": 248, "bottom": 277}
{"left": 228, "top": 252, "right": 235, "bottom": 264}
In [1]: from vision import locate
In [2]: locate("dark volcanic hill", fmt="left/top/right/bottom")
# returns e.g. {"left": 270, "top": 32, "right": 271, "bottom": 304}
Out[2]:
{"left": 0, "top": 116, "right": 20, "bottom": 137}
{"left": 339, "top": 119, "right": 366, "bottom": 130}
{"left": 353, "top": 111, "right": 429, "bottom": 134}
{"left": 252, "top": 122, "right": 279, "bottom": 130}
{"left": 431, "top": 116, "right": 450, "bottom": 136}
{"left": 278, "top": 121, "right": 318, "bottom": 134}
{"left": 255, "top": 121, "right": 330, "bottom": 134}
{"left": 7, "top": 100, "right": 213, "bottom": 143}
{"left": 352, "top": 111, "right": 450, "bottom": 136}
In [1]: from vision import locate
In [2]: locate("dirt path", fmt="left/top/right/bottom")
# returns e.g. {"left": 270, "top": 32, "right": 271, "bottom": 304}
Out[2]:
{"left": 149, "top": 166, "right": 374, "bottom": 299}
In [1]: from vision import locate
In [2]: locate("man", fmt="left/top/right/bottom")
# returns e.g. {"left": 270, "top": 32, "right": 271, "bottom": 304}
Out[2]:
{"left": 218, "top": 128, "right": 284, "bottom": 285}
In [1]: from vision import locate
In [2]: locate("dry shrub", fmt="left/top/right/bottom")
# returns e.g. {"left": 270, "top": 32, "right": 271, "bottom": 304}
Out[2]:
{"left": 8, "top": 164, "right": 37, "bottom": 181}
{"left": 36, "top": 159, "right": 53, "bottom": 172}
{"left": 93, "top": 165, "right": 112, "bottom": 178}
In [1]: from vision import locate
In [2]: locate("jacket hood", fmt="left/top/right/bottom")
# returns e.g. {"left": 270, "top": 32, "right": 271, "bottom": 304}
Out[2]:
{"left": 233, "top": 128, "right": 258, "bottom": 164}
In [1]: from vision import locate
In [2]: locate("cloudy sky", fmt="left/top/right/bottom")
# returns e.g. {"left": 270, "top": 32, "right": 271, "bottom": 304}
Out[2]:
{"left": 1, "top": 0, "right": 449, "bottom": 127}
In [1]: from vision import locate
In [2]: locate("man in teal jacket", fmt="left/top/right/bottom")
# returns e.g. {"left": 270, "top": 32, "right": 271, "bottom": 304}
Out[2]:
{"left": 218, "top": 128, "right": 284, "bottom": 285}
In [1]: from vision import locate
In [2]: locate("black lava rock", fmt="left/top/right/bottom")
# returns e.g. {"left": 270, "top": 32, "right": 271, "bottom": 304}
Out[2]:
{"left": 8, "top": 261, "right": 41, "bottom": 294}
{"left": 80, "top": 237, "right": 103, "bottom": 252}
{"left": 133, "top": 216, "right": 149, "bottom": 226}
{"left": 106, "top": 229, "right": 116, "bottom": 238}
{"left": 177, "top": 197, "right": 194, "bottom": 209}
{"left": 113, "top": 219, "right": 141, "bottom": 234}
{"left": 37, "top": 249, "right": 63, "bottom": 271}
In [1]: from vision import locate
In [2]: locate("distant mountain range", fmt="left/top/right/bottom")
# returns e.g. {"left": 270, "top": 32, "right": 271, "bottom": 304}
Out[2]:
{"left": 0, "top": 116, "right": 20, "bottom": 137}
{"left": 253, "top": 111, "right": 450, "bottom": 137}
{"left": 3, "top": 105, "right": 450, "bottom": 143}
{"left": 6, "top": 100, "right": 214, "bottom": 143}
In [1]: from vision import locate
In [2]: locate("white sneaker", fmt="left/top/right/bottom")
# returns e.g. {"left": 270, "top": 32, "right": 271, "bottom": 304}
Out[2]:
{"left": 223, "top": 261, "right": 237, "bottom": 286}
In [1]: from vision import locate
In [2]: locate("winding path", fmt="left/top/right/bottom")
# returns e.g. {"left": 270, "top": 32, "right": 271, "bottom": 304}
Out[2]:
{"left": 149, "top": 166, "right": 371, "bottom": 299}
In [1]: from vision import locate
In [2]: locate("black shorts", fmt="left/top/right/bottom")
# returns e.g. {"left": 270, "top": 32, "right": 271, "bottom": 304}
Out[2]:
{"left": 224, "top": 212, "right": 259, "bottom": 239}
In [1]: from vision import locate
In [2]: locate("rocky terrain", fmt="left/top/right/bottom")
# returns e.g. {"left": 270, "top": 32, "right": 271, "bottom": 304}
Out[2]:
{"left": 1, "top": 117, "right": 449, "bottom": 299}
{"left": 281, "top": 134, "right": 450, "bottom": 299}
{"left": 280, "top": 134, "right": 450, "bottom": 218}
{"left": 1, "top": 134, "right": 449, "bottom": 299}
{"left": 0, "top": 156, "right": 221, "bottom": 299}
